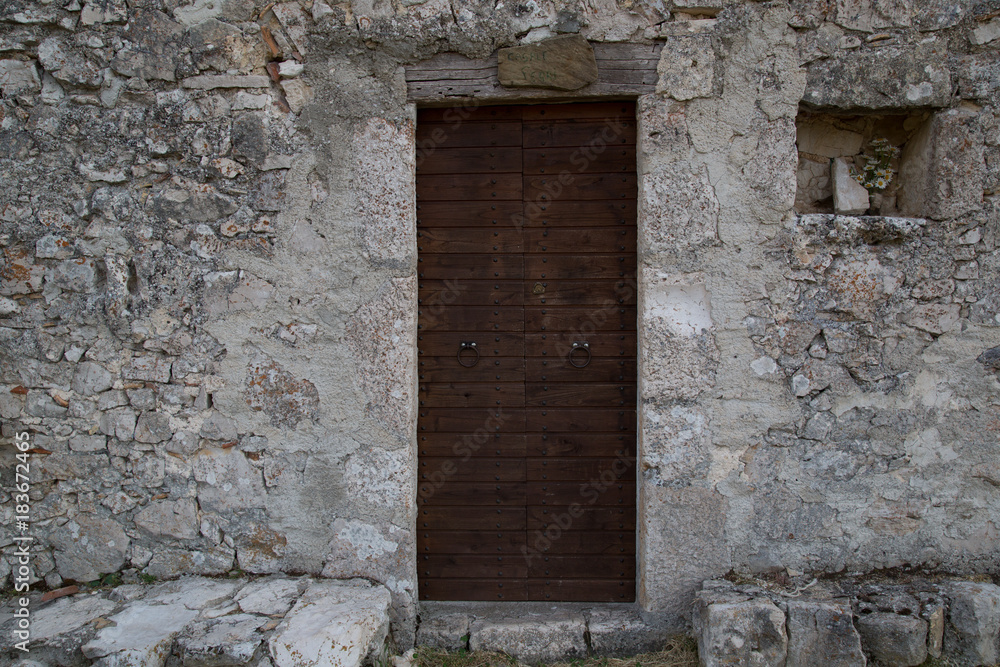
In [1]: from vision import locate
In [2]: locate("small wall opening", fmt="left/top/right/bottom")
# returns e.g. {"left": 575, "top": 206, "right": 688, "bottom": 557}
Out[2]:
{"left": 794, "top": 110, "right": 930, "bottom": 216}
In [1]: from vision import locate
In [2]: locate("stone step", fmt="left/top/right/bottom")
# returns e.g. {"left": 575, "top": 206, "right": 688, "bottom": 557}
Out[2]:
{"left": 417, "top": 601, "right": 677, "bottom": 663}
{"left": 0, "top": 576, "right": 392, "bottom": 667}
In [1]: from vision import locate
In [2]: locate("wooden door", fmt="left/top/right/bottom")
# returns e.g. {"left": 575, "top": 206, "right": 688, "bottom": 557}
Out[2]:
{"left": 416, "top": 102, "right": 637, "bottom": 602}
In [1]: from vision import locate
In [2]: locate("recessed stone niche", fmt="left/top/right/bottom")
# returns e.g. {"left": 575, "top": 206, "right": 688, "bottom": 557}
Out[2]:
{"left": 795, "top": 111, "right": 929, "bottom": 216}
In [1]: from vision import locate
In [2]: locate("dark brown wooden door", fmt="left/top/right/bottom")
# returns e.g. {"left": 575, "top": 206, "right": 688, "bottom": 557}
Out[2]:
{"left": 416, "top": 102, "right": 636, "bottom": 602}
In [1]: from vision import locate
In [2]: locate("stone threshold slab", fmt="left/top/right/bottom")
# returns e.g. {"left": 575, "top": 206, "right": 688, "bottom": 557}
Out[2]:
{"left": 417, "top": 601, "right": 681, "bottom": 663}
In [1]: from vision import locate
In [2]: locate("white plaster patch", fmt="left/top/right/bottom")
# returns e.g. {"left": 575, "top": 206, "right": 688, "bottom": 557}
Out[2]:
{"left": 904, "top": 427, "right": 958, "bottom": 467}
{"left": 644, "top": 273, "right": 713, "bottom": 336}
{"left": 331, "top": 519, "right": 399, "bottom": 561}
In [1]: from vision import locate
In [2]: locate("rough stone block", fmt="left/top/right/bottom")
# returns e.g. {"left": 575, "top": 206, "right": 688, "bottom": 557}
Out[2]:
{"left": 905, "top": 303, "right": 961, "bottom": 335}
{"left": 804, "top": 46, "right": 950, "bottom": 110}
{"left": 49, "top": 514, "right": 130, "bottom": 583}
{"left": 944, "top": 581, "right": 1000, "bottom": 666}
{"left": 469, "top": 610, "right": 587, "bottom": 664}
{"left": 72, "top": 361, "right": 114, "bottom": 396}
{"left": 134, "top": 499, "right": 198, "bottom": 539}
{"left": 268, "top": 579, "right": 391, "bottom": 667}
{"left": 0, "top": 59, "right": 41, "bottom": 95}
{"left": 125, "top": 356, "right": 172, "bottom": 384}
{"left": 898, "top": 109, "right": 984, "bottom": 220}
{"left": 641, "top": 487, "right": 729, "bottom": 616}
{"left": 832, "top": 158, "right": 869, "bottom": 215}
{"left": 144, "top": 546, "right": 235, "bottom": 578}
{"left": 786, "top": 600, "right": 865, "bottom": 667}
{"left": 134, "top": 411, "right": 172, "bottom": 444}
{"left": 192, "top": 448, "right": 267, "bottom": 512}
{"left": 656, "top": 35, "right": 715, "bottom": 100}
{"left": 856, "top": 611, "right": 927, "bottom": 666}
{"left": 694, "top": 596, "right": 787, "bottom": 667}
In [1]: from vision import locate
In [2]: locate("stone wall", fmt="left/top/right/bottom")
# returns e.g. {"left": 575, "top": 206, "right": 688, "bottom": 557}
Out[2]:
{"left": 1, "top": 0, "right": 998, "bottom": 647}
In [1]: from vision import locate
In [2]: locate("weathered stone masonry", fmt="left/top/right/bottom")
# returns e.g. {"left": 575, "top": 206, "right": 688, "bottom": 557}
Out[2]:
{"left": 1, "top": 0, "right": 999, "bottom": 652}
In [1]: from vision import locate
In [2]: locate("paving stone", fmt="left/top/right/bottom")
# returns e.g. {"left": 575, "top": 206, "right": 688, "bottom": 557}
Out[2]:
{"left": 234, "top": 577, "right": 304, "bottom": 616}
{"left": 268, "top": 579, "right": 391, "bottom": 667}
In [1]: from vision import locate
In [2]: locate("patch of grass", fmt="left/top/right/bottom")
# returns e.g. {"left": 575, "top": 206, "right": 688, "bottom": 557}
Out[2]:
{"left": 138, "top": 573, "right": 157, "bottom": 584}
{"left": 413, "top": 636, "right": 698, "bottom": 667}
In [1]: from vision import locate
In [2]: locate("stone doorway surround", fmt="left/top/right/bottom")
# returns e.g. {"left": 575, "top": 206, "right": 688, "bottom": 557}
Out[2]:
{"left": 403, "top": 33, "right": 726, "bottom": 627}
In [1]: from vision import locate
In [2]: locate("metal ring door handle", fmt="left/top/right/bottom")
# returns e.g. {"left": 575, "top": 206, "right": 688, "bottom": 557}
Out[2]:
{"left": 569, "top": 342, "right": 591, "bottom": 368}
{"left": 457, "top": 341, "right": 479, "bottom": 367}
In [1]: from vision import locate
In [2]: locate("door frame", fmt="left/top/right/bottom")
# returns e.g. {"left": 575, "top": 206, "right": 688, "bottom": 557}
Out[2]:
{"left": 410, "top": 96, "right": 651, "bottom": 606}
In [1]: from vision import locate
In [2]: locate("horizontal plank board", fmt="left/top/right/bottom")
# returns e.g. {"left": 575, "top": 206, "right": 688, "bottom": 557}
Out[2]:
{"left": 524, "top": 578, "right": 635, "bottom": 602}
{"left": 419, "top": 433, "right": 527, "bottom": 458}
{"left": 418, "top": 332, "right": 522, "bottom": 357}
{"left": 419, "top": 382, "right": 524, "bottom": 408}
{"left": 417, "top": 146, "right": 522, "bottom": 174}
{"left": 419, "top": 408, "right": 526, "bottom": 434}
{"left": 523, "top": 120, "right": 636, "bottom": 148}
{"left": 526, "top": 199, "right": 637, "bottom": 225}
{"left": 407, "top": 81, "right": 655, "bottom": 104}
{"left": 524, "top": 253, "right": 636, "bottom": 280}
{"left": 524, "top": 306, "right": 636, "bottom": 332}
{"left": 420, "top": 455, "right": 526, "bottom": 482}
{"left": 528, "top": 434, "right": 634, "bottom": 457}
{"left": 418, "top": 579, "right": 527, "bottom": 601}
{"left": 528, "top": 482, "right": 635, "bottom": 507}
{"left": 523, "top": 146, "right": 635, "bottom": 175}
{"left": 525, "top": 408, "right": 636, "bottom": 432}
{"left": 416, "top": 201, "right": 524, "bottom": 227}
{"left": 524, "top": 332, "right": 637, "bottom": 356}
{"left": 418, "top": 507, "right": 526, "bottom": 530}
{"left": 525, "top": 383, "right": 636, "bottom": 407}
{"left": 528, "top": 506, "right": 635, "bottom": 530}
{"left": 417, "top": 228, "right": 524, "bottom": 254}
{"left": 522, "top": 280, "right": 637, "bottom": 306}
{"left": 524, "top": 173, "right": 637, "bottom": 202}
{"left": 418, "top": 306, "right": 524, "bottom": 333}
{"left": 416, "top": 173, "right": 522, "bottom": 201}
{"left": 419, "top": 280, "right": 523, "bottom": 307}
{"left": 419, "top": 554, "right": 529, "bottom": 579}
{"left": 526, "top": 357, "right": 636, "bottom": 382}
{"left": 418, "top": 355, "right": 525, "bottom": 382}
{"left": 523, "top": 529, "right": 635, "bottom": 554}
{"left": 418, "top": 254, "right": 524, "bottom": 280}
{"left": 524, "top": 227, "right": 634, "bottom": 253}
{"left": 527, "top": 555, "right": 634, "bottom": 578}
{"left": 418, "top": 481, "right": 527, "bottom": 506}
{"left": 415, "top": 121, "right": 521, "bottom": 148}
{"left": 418, "top": 530, "right": 526, "bottom": 554}
{"left": 527, "top": 457, "right": 635, "bottom": 481}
